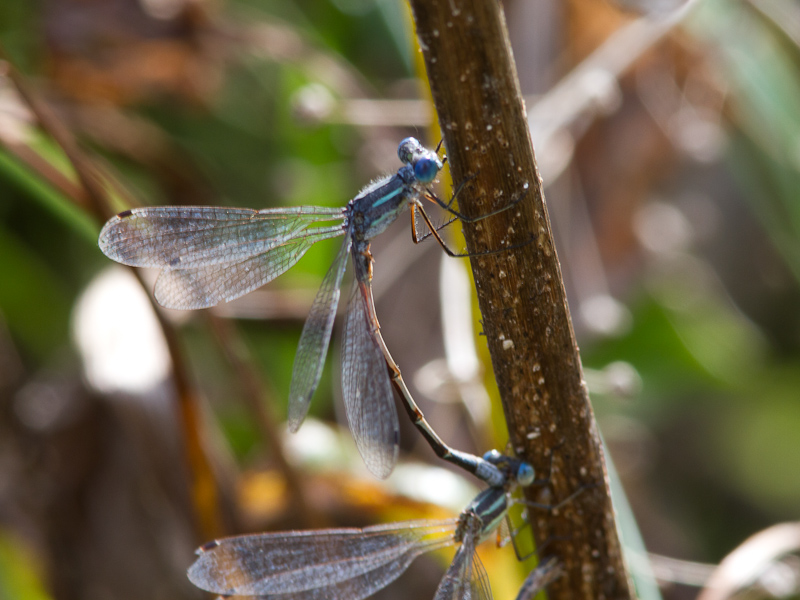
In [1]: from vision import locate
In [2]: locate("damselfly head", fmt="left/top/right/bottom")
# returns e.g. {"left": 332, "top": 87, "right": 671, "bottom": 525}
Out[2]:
{"left": 483, "top": 449, "right": 503, "bottom": 464}
{"left": 413, "top": 156, "right": 442, "bottom": 183}
{"left": 516, "top": 462, "right": 535, "bottom": 487}
{"left": 397, "top": 137, "right": 423, "bottom": 164}
{"left": 482, "top": 449, "right": 536, "bottom": 488}
{"left": 397, "top": 137, "right": 443, "bottom": 184}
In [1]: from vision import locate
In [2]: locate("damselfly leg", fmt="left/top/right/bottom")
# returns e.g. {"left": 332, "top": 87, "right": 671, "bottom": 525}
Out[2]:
{"left": 515, "top": 557, "right": 563, "bottom": 600}
{"left": 430, "top": 173, "right": 531, "bottom": 224}
{"left": 408, "top": 174, "right": 534, "bottom": 258}
{"left": 409, "top": 201, "right": 536, "bottom": 258}
{"left": 504, "top": 482, "right": 596, "bottom": 564}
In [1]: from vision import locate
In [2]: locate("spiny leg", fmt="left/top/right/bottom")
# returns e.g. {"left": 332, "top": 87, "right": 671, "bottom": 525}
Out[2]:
{"left": 515, "top": 558, "right": 564, "bottom": 600}
{"left": 409, "top": 201, "right": 535, "bottom": 258}
{"left": 488, "top": 518, "right": 564, "bottom": 597}
{"left": 518, "top": 482, "right": 597, "bottom": 514}
{"left": 498, "top": 492, "right": 582, "bottom": 561}
{"left": 502, "top": 511, "right": 576, "bottom": 563}
{"left": 409, "top": 205, "right": 458, "bottom": 243}
{"left": 503, "top": 476, "right": 597, "bottom": 561}
{"left": 517, "top": 443, "right": 598, "bottom": 513}
{"left": 428, "top": 176, "right": 530, "bottom": 223}
{"left": 438, "top": 171, "right": 477, "bottom": 212}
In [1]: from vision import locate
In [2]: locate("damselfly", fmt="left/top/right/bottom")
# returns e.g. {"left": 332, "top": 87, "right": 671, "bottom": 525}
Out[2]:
{"left": 99, "top": 138, "right": 527, "bottom": 480}
{"left": 187, "top": 451, "right": 555, "bottom": 600}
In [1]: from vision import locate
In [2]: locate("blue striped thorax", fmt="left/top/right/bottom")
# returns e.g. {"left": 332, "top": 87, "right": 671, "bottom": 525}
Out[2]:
{"left": 346, "top": 137, "right": 444, "bottom": 242}
{"left": 456, "top": 486, "right": 509, "bottom": 545}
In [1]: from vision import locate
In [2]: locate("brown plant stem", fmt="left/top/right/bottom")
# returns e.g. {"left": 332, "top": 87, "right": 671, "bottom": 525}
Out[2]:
{"left": 406, "top": 2, "right": 635, "bottom": 600}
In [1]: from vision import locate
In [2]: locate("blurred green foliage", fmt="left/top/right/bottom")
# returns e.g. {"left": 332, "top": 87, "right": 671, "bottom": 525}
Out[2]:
{"left": 1, "top": 0, "right": 800, "bottom": 599}
{"left": 0, "top": 531, "right": 53, "bottom": 600}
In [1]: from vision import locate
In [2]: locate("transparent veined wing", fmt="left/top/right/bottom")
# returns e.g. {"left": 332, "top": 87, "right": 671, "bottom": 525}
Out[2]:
{"left": 287, "top": 236, "right": 351, "bottom": 431}
{"left": 98, "top": 206, "right": 344, "bottom": 269}
{"left": 433, "top": 514, "right": 492, "bottom": 600}
{"left": 341, "top": 278, "right": 399, "bottom": 480}
{"left": 153, "top": 229, "right": 341, "bottom": 309}
{"left": 187, "top": 519, "right": 456, "bottom": 597}
{"left": 468, "top": 551, "right": 493, "bottom": 600}
{"left": 271, "top": 553, "right": 427, "bottom": 600}
{"left": 244, "top": 550, "right": 448, "bottom": 600}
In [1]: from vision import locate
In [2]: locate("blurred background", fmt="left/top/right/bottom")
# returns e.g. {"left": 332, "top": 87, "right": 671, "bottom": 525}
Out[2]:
{"left": 1, "top": 0, "right": 799, "bottom": 599}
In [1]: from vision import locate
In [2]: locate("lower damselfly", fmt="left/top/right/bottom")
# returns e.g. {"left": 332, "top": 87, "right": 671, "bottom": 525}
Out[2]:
{"left": 187, "top": 451, "right": 557, "bottom": 600}
{"left": 99, "top": 138, "right": 526, "bottom": 482}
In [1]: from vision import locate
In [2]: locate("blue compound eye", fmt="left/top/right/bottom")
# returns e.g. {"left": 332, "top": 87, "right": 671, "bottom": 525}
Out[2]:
{"left": 414, "top": 157, "right": 440, "bottom": 183}
{"left": 482, "top": 449, "right": 502, "bottom": 463}
{"left": 397, "top": 137, "right": 420, "bottom": 164}
{"left": 517, "top": 462, "right": 535, "bottom": 486}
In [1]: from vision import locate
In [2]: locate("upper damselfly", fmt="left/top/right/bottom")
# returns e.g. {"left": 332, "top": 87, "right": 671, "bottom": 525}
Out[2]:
{"left": 187, "top": 450, "right": 557, "bottom": 600}
{"left": 98, "top": 137, "right": 524, "bottom": 481}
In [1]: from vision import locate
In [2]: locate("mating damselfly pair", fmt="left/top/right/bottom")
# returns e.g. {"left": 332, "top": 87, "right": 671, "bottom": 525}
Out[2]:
{"left": 99, "top": 137, "right": 526, "bottom": 483}
{"left": 98, "top": 137, "right": 549, "bottom": 600}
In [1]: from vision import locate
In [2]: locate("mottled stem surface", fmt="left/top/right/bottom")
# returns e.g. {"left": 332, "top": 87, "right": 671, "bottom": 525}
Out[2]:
{"left": 406, "top": 2, "right": 635, "bottom": 599}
